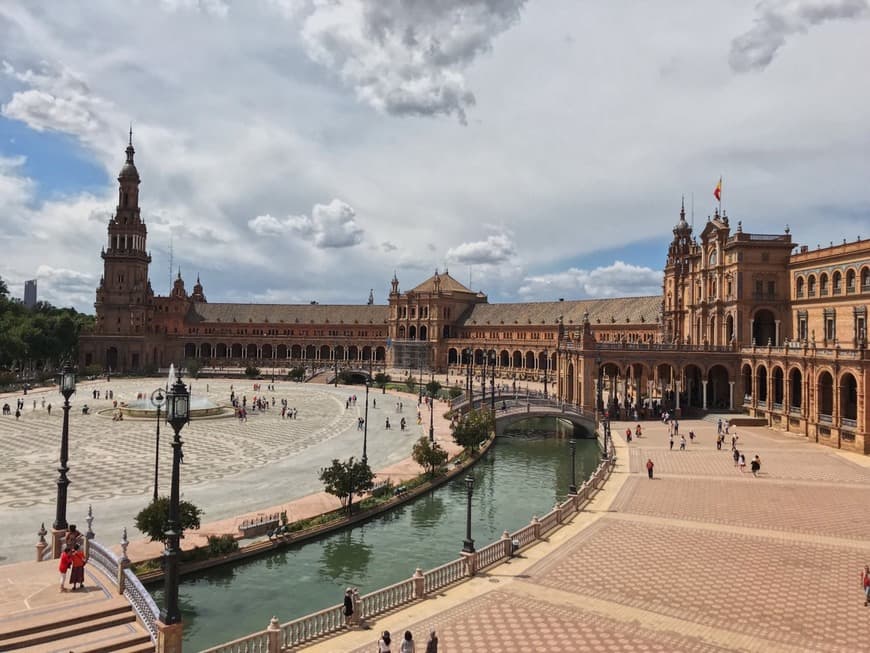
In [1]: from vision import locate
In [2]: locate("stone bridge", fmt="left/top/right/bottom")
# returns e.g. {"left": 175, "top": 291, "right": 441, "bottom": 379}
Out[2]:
{"left": 453, "top": 392, "right": 598, "bottom": 438}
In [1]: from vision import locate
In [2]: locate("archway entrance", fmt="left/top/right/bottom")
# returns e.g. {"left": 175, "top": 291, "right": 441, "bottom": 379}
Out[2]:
{"left": 753, "top": 309, "right": 776, "bottom": 346}
{"left": 707, "top": 365, "right": 730, "bottom": 410}
{"left": 789, "top": 368, "right": 802, "bottom": 411}
{"left": 818, "top": 371, "right": 833, "bottom": 418}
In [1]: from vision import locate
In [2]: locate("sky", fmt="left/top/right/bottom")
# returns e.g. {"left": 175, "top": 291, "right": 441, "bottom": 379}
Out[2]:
{"left": 0, "top": 0, "right": 868, "bottom": 313}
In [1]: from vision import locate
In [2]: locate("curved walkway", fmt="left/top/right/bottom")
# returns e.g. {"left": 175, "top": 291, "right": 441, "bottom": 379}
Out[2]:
{"left": 305, "top": 418, "right": 870, "bottom": 653}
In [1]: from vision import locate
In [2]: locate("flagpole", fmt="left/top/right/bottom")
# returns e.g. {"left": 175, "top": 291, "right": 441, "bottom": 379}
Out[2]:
{"left": 719, "top": 175, "right": 723, "bottom": 215}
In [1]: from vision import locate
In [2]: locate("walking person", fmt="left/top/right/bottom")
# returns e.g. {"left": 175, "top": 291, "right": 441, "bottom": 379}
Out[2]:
{"left": 738, "top": 452, "right": 746, "bottom": 473}
{"left": 58, "top": 546, "right": 72, "bottom": 592}
{"left": 751, "top": 455, "right": 761, "bottom": 477}
{"left": 646, "top": 458, "right": 654, "bottom": 479}
{"left": 733, "top": 448, "right": 740, "bottom": 467}
{"left": 343, "top": 588, "right": 354, "bottom": 627}
{"left": 669, "top": 435, "right": 674, "bottom": 451}
{"left": 861, "top": 565, "right": 870, "bottom": 606}
{"left": 378, "top": 630, "right": 392, "bottom": 653}
{"left": 679, "top": 435, "right": 686, "bottom": 451}
{"left": 400, "top": 630, "right": 415, "bottom": 653}
{"left": 425, "top": 629, "right": 438, "bottom": 653}
{"left": 69, "top": 543, "right": 86, "bottom": 590}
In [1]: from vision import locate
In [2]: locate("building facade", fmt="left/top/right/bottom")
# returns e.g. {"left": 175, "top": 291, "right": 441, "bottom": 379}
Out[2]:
{"left": 23, "top": 279, "right": 37, "bottom": 308}
{"left": 79, "top": 142, "right": 869, "bottom": 452}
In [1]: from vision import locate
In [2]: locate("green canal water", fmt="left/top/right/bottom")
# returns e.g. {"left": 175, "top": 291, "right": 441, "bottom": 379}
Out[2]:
{"left": 153, "top": 419, "right": 600, "bottom": 651}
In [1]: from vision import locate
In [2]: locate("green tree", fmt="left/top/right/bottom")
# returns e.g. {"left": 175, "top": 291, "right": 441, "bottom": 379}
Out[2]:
{"left": 426, "top": 379, "right": 442, "bottom": 399}
{"left": 134, "top": 496, "right": 204, "bottom": 543}
{"left": 185, "top": 358, "right": 203, "bottom": 378}
{"left": 404, "top": 375, "right": 417, "bottom": 393}
{"left": 244, "top": 365, "right": 261, "bottom": 378}
{"left": 374, "top": 372, "right": 391, "bottom": 394}
{"left": 412, "top": 436, "right": 448, "bottom": 478}
{"left": 451, "top": 408, "right": 495, "bottom": 452}
{"left": 288, "top": 366, "right": 306, "bottom": 382}
{"left": 448, "top": 384, "right": 463, "bottom": 400}
{"left": 318, "top": 457, "right": 375, "bottom": 516}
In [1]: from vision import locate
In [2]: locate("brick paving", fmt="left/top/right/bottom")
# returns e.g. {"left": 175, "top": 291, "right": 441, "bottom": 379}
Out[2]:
{"left": 308, "top": 415, "right": 870, "bottom": 652}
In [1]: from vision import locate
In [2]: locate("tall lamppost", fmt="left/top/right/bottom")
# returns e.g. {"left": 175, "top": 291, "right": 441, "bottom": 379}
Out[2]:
{"left": 489, "top": 350, "right": 496, "bottom": 413}
{"left": 334, "top": 354, "right": 338, "bottom": 387}
{"left": 363, "top": 379, "right": 370, "bottom": 464}
{"left": 53, "top": 362, "right": 76, "bottom": 549}
{"left": 418, "top": 352, "right": 424, "bottom": 404}
{"left": 596, "top": 354, "right": 607, "bottom": 458}
{"left": 568, "top": 439, "right": 577, "bottom": 494}
{"left": 543, "top": 348, "right": 549, "bottom": 399}
{"left": 150, "top": 387, "right": 166, "bottom": 502}
{"left": 428, "top": 384, "right": 436, "bottom": 443}
{"left": 465, "top": 348, "right": 473, "bottom": 402}
{"left": 481, "top": 351, "right": 487, "bottom": 406}
{"left": 462, "top": 475, "right": 475, "bottom": 553}
{"left": 161, "top": 373, "right": 190, "bottom": 627}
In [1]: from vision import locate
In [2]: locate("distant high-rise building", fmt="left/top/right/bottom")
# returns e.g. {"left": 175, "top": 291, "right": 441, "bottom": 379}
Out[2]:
{"left": 23, "top": 279, "right": 37, "bottom": 308}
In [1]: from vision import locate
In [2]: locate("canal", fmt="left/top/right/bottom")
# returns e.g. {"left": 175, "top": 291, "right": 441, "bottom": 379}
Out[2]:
{"left": 153, "top": 418, "right": 600, "bottom": 651}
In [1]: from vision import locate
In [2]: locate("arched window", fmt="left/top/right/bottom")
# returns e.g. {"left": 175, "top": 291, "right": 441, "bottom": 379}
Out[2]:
{"left": 832, "top": 271, "right": 842, "bottom": 294}
{"left": 796, "top": 276, "right": 804, "bottom": 297}
{"left": 819, "top": 273, "right": 828, "bottom": 295}
{"left": 807, "top": 275, "right": 816, "bottom": 296}
{"left": 709, "top": 250, "right": 717, "bottom": 266}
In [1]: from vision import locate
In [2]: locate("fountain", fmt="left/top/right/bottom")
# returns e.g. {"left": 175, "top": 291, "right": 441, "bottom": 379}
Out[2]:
{"left": 117, "top": 364, "right": 228, "bottom": 418}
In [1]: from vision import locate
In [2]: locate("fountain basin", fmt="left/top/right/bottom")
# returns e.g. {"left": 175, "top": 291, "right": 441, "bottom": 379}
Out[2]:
{"left": 120, "top": 396, "right": 226, "bottom": 418}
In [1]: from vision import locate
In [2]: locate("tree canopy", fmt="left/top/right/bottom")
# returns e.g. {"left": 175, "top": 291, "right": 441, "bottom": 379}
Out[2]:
{"left": 412, "top": 436, "right": 448, "bottom": 477}
{"left": 0, "top": 275, "right": 94, "bottom": 371}
{"left": 134, "top": 496, "right": 204, "bottom": 543}
{"left": 319, "top": 457, "right": 375, "bottom": 515}
{"left": 451, "top": 408, "right": 495, "bottom": 452}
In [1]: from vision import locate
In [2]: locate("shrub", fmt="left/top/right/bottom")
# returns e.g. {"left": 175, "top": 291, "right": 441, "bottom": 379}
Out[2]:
{"left": 206, "top": 534, "right": 239, "bottom": 556}
{"left": 244, "top": 365, "right": 261, "bottom": 378}
{"left": 134, "top": 496, "right": 204, "bottom": 543}
{"left": 448, "top": 385, "right": 463, "bottom": 399}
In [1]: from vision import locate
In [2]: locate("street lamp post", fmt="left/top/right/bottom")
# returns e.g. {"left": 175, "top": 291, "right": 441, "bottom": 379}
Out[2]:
{"left": 418, "top": 353, "right": 424, "bottom": 404}
{"left": 363, "top": 380, "right": 370, "bottom": 464}
{"left": 489, "top": 351, "right": 496, "bottom": 413}
{"left": 53, "top": 362, "right": 76, "bottom": 538}
{"left": 462, "top": 475, "right": 475, "bottom": 553}
{"left": 429, "top": 385, "right": 435, "bottom": 443}
{"left": 543, "top": 349, "right": 548, "bottom": 398}
{"left": 465, "top": 348, "right": 473, "bottom": 403}
{"left": 568, "top": 439, "right": 577, "bottom": 494}
{"left": 150, "top": 388, "right": 166, "bottom": 502}
{"left": 160, "top": 373, "right": 190, "bottom": 627}
{"left": 334, "top": 355, "right": 338, "bottom": 387}
{"left": 596, "top": 354, "right": 607, "bottom": 458}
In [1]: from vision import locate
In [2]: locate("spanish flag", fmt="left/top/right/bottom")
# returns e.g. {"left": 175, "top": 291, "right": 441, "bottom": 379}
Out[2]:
{"left": 713, "top": 177, "right": 722, "bottom": 202}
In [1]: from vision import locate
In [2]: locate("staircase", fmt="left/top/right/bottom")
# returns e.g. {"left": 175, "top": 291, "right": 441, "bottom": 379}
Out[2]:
{"left": 0, "top": 595, "right": 154, "bottom": 653}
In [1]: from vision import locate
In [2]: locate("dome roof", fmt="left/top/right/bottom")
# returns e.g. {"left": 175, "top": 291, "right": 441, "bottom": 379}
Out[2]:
{"left": 118, "top": 128, "right": 140, "bottom": 181}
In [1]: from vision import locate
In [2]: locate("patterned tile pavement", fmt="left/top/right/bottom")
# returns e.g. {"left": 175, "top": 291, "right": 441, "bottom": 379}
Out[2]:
{"left": 311, "top": 416, "right": 870, "bottom": 652}
{"left": 349, "top": 590, "right": 733, "bottom": 653}
{"left": 527, "top": 517, "right": 868, "bottom": 652}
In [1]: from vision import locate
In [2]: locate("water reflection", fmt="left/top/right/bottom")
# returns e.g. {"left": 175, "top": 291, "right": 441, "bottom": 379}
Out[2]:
{"left": 410, "top": 493, "right": 445, "bottom": 530}
{"left": 174, "top": 424, "right": 600, "bottom": 651}
{"left": 319, "top": 531, "right": 373, "bottom": 581}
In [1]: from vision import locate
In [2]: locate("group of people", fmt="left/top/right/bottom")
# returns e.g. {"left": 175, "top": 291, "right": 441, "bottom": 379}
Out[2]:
{"left": 57, "top": 524, "right": 87, "bottom": 592}
{"left": 3, "top": 395, "right": 53, "bottom": 418}
{"left": 342, "top": 588, "right": 438, "bottom": 651}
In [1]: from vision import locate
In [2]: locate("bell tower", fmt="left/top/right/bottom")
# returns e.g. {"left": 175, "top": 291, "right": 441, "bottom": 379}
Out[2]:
{"left": 94, "top": 129, "right": 153, "bottom": 337}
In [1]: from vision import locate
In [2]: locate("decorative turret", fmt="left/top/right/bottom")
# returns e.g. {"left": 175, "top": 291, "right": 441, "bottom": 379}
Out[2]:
{"left": 390, "top": 271, "right": 399, "bottom": 295}
{"left": 367, "top": 288, "right": 374, "bottom": 305}
{"left": 171, "top": 270, "right": 187, "bottom": 300}
{"left": 433, "top": 269, "right": 441, "bottom": 293}
{"left": 191, "top": 274, "right": 206, "bottom": 303}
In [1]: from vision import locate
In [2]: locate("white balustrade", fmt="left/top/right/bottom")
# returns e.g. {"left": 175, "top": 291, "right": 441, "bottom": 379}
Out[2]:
{"left": 476, "top": 540, "right": 505, "bottom": 570}
{"left": 200, "top": 633, "right": 270, "bottom": 653}
{"left": 280, "top": 604, "right": 345, "bottom": 648}
{"left": 361, "top": 578, "right": 416, "bottom": 619}
{"left": 424, "top": 558, "right": 466, "bottom": 593}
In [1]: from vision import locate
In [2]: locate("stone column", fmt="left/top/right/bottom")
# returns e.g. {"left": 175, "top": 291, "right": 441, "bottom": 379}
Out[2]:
{"left": 729, "top": 381, "right": 735, "bottom": 410}
{"left": 501, "top": 530, "right": 512, "bottom": 559}
{"left": 701, "top": 380, "right": 708, "bottom": 410}
{"left": 412, "top": 567, "right": 425, "bottom": 599}
{"left": 156, "top": 621, "right": 183, "bottom": 653}
{"left": 775, "top": 320, "right": 781, "bottom": 345}
{"left": 35, "top": 523, "right": 48, "bottom": 562}
{"left": 460, "top": 550, "right": 477, "bottom": 577}
{"left": 267, "top": 617, "right": 281, "bottom": 653}
{"left": 750, "top": 319, "right": 755, "bottom": 345}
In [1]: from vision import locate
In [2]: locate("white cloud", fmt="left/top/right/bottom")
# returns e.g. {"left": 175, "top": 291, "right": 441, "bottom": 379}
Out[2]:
{"left": 299, "top": 0, "right": 526, "bottom": 123}
{"left": 446, "top": 233, "right": 516, "bottom": 265}
{"left": 159, "top": 0, "right": 230, "bottom": 18}
{"left": 248, "top": 199, "right": 364, "bottom": 248}
{"left": 1, "top": 61, "right": 110, "bottom": 139}
{"left": 519, "top": 261, "right": 663, "bottom": 299}
{"left": 730, "top": 0, "right": 870, "bottom": 72}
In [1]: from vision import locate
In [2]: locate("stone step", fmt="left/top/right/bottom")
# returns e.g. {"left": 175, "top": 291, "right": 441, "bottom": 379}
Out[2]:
{"left": 0, "top": 605, "right": 136, "bottom": 650}
{"left": 71, "top": 629, "right": 154, "bottom": 653}
{"left": 0, "top": 596, "right": 131, "bottom": 641}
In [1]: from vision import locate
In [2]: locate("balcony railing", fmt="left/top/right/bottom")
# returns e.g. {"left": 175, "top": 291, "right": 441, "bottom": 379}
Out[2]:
{"left": 819, "top": 413, "right": 833, "bottom": 424}
{"left": 807, "top": 290, "right": 816, "bottom": 297}
{"left": 820, "top": 289, "right": 828, "bottom": 296}
{"left": 773, "top": 402, "right": 783, "bottom": 411}
{"left": 843, "top": 418, "right": 857, "bottom": 428}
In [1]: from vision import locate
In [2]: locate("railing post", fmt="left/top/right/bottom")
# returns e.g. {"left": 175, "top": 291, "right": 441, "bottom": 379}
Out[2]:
{"left": 501, "top": 530, "right": 512, "bottom": 560}
{"left": 554, "top": 502, "right": 563, "bottom": 525}
{"left": 267, "top": 616, "right": 281, "bottom": 653}
{"left": 35, "top": 522, "right": 48, "bottom": 562}
{"left": 531, "top": 515, "right": 540, "bottom": 540}
{"left": 117, "top": 528, "right": 130, "bottom": 595}
{"left": 412, "top": 567, "right": 425, "bottom": 599}
{"left": 460, "top": 550, "right": 478, "bottom": 577}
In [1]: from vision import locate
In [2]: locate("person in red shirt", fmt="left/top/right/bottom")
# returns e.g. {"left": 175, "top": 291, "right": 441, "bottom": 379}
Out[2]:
{"left": 69, "top": 544, "right": 87, "bottom": 590}
{"left": 646, "top": 459, "right": 654, "bottom": 480}
{"left": 58, "top": 546, "right": 72, "bottom": 591}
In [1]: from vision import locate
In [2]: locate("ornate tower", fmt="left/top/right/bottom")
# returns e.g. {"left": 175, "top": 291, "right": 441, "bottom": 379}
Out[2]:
{"left": 94, "top": 130, "right": 153, "bottom": 339}
{"left": 662, "top": 199, "right": 694, "bottom": 343}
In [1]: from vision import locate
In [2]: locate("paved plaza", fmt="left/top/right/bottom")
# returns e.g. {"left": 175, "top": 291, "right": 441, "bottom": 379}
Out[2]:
{"left": 306, "top": 417, "right": 870, "bottom": 653}
{"left": 0, "top": 377, "right": 437, "bottom": 565}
